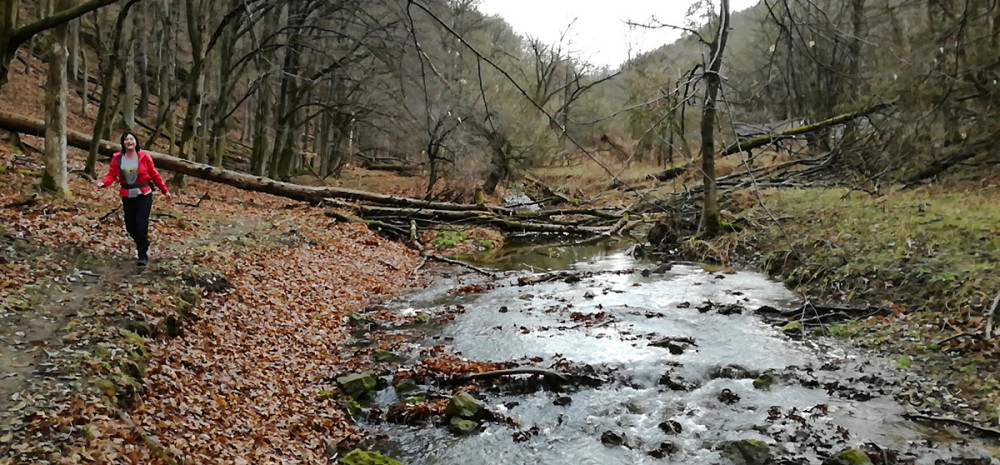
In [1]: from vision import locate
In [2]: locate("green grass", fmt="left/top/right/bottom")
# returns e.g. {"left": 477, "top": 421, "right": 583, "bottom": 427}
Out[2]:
{"left": 741, "top": 186, "right": 1000, "bottom": 312}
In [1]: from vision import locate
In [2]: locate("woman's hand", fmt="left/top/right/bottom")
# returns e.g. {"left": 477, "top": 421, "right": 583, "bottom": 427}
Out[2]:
{"left": 164, "top": 192, "right": 174, "bottom": 203}
{"left": 95, "top": 179, "right": 105, "bottom": 189}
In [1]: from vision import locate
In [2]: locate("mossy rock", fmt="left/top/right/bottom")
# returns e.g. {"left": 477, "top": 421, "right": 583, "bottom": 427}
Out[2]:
{"left": 373, "top": 349, "right": 395, "bottom": 362}
{"left": 448, "top": 417, "right": 478, "bottom": 435}
{"left": 719, "top": 439, "right": 771, "bottom": 465}
{"left": 394, "top": 380, "right": 418, "bottom": 394}
{"left": 445, "top": 391, "right": 485, "bottom": 419}
{"left": 337, "top": 372, "right": 377, "bottom": 399}
{"left": 822, "top": 449, "right": 873, "bottom": 465}
{"left": 753, "top": 373, "right": 775, "bottom": 391}
{"left": 781, "top": 321, "right": 803, "bottom": 336}
{"left": 338, "top": 449, "right": 403, "bottom": 465}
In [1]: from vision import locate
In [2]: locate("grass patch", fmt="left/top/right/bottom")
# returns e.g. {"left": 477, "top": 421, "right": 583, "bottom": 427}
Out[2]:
{"left": 736, "top": 185, "right": 1000, "bottom": 313}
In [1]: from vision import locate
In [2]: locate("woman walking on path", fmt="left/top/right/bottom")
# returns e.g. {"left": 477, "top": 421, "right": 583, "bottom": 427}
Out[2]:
{"left": 96, "top": 132, "right": 172, "bottom": 266}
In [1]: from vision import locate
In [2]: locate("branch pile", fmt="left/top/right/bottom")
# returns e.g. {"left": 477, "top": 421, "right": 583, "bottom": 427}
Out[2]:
{"left": 0, "top": 110, "right": 627, "bottom": 237}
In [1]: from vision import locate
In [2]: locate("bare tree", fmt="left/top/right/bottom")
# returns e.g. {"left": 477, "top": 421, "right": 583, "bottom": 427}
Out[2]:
{"left": 700, "top": 0, "right": 730, "bottom": 237}
{"left": 0, "top": 0, "right": 120, "bottom": 89}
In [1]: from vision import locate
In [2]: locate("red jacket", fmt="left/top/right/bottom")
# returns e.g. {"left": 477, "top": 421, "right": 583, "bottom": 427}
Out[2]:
{"left": 101, "top": 151, "right": 170, "bottom": 197}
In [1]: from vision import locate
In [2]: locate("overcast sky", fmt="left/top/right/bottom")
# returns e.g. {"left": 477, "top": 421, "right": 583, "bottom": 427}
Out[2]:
{"left": 476, "top": 0, "right": 760, "bottom": 68}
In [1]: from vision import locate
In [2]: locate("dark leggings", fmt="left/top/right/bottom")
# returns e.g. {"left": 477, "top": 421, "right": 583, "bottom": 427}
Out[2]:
{"left": 122, "top": 194, "right": 153, "bottom": 258}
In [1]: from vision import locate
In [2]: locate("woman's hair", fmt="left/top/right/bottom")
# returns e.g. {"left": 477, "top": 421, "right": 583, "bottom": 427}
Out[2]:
{"left": 120, "top": 132, "right": 141, "bottom": 153}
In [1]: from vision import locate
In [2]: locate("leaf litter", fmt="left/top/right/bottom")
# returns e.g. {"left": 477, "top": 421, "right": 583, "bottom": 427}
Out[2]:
{"left": 0, "top": 142, "right": 426, "bottom": 463}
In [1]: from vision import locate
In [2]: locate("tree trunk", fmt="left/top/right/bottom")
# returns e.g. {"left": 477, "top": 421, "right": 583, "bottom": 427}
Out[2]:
{"left": 699, "top": 0, "right": 730, "bottom": 238}
{"left": 120, "top": 12, "right": 136, "bottom": 129}
{"left": 0, "top": 1, "right": 19, "bottom": 89}
{"left": 172, "top": 0, "right": 207, "bottom": 186}
{"left": 67, "top": 15, "right": 78, "bottom": 80}
{"left": 42, "top": 0, "right": 70, "bottom": 197}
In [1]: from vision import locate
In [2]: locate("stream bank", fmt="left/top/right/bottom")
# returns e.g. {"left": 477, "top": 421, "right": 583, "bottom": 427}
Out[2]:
{"left": 341, "top": 239, "right": 998, "bottom": 464}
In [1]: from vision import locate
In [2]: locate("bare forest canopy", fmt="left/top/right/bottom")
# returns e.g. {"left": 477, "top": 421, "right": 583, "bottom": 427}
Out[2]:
{"left": 2, "top": 0, "right": 999, "bottom": 202}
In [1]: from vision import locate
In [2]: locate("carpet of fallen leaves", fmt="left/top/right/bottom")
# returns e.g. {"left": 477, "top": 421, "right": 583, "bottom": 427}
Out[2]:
{"left": 0, "top": 131, "right": 431, "bottom": 463}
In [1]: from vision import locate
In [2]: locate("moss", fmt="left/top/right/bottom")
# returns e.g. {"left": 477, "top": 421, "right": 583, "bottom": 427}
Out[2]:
{"left": 39, "top": 172, "right": 56, "bottom": 191}
{"left": 753, "top": 373, "right": 775, "bottom": 390}
{"left": 16, "top": 169, "right": 42, "bottom": 177}
{"left": 338, "top": 450, "right": 403, "bottom": 465}
{"left": 92, "top": 379, "right": 116, "bottom": 397}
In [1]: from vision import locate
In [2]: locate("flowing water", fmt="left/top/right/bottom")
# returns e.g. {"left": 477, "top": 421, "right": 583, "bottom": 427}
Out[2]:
{"left": 370, "top": 240, "right": 997, "bottom": 464}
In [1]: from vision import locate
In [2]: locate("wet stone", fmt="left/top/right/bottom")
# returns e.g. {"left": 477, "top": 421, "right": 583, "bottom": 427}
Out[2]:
{"left": 658, "top": 420, "right": 683, "bottom": 434}
{"left": 647, "top": 441, "right": 679, "bottom": 458}
{"left": 659, "top": 371, "right": 696, "bottom": 391}
{"left": 708, "top": 364, "right": 758, "bottom": 380}
{"left": 600, "top": 430, "right": 627, "bottom": 447}
{"left": 719, "top": 440, "right": 772, "bottom": 465}
{"left": 718, "top": 388, "right": 741, "bottom": 404}
{"left": 553, "top": 396, "right": 572, "bottom": 406}
{"left": 822, "top": 448, "right": 873, "bottom": 465}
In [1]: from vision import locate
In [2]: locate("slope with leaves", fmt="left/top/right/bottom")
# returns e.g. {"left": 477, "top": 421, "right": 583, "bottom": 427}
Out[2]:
{"left": 1, "top": 123, "right": 423, "bottom": 463}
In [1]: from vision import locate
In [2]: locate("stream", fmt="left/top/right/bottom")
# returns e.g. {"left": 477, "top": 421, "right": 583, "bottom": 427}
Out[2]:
{"left": 366, "top": 240, "right": 997, "bottom": 464}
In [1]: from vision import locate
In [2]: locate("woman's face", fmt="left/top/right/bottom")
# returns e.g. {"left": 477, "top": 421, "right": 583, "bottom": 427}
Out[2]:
{"left": 123, "top": 134, "right": 137, "bottom": 150}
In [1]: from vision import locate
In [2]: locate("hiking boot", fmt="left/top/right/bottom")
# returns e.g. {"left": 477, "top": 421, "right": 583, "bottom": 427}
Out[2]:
{"left": 137, "top": 258, "right": 148, "bottom": 267}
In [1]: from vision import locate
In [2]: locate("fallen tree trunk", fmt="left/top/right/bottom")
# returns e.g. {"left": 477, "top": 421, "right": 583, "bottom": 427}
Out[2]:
{"left": 721, "top": 102, "right": 894, "bottom": 156}
{"left": 1, "top": 110, "right": 621, "bottom": 235}
{"left": 902, "top": 133, "right": 999, "bottom": 186}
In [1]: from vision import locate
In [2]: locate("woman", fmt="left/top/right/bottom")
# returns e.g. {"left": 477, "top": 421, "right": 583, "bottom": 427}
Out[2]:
{"left": 97, "top": 132, "right": 172, "bottom": 266}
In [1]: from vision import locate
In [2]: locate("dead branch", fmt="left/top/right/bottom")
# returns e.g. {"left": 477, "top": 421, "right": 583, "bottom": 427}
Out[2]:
{"left": 424, "top": 254, "right": 497, "bottom": 277}
{"left": 722, "top": 102, "right": 894, "bottom": 156}
{"left": 904, "top": 412, "right": 1000, "bottom": 437}
{"left": 986, "top": 290, "right": 1000, "bottom": 339}
{"left": 458, "top": 367, "right": 570, "bottom": 383}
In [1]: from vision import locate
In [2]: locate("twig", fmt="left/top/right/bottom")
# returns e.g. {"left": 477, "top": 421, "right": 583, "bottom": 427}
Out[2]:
{"left": 99, "top": 207, "right": 120, "bottom": 222}
{"left": 413, "top": 256, "right": 429, "bottom": 274}
{"left": 933, "top": 331, "right": 975, "bottom": 346}
{"left": 985, "top": 289, "right": 1000, "bottom": 339}
{"left": 176, "top": 192, "right": 209, "bottom": 208}
{"left": 904, "top": 412, "right": 1000, "bottom": 437}
{"left": 425, "top": 254, "right": 497, "bottom": 277}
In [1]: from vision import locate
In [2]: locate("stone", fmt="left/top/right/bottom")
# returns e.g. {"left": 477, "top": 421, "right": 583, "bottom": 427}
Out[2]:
{"left": 448, "top": 417, "right": 478, "bottom": 435}
{"left": 584, "top": 290, "right": 596, "bottom": 299}
{"left": 373, "top": 349, "right": 394, "bottom": 362}
{"left": 822, "top": 449, "right": 873, "bottom": 465}
{"left": 445, "top": 391, "right": 485, "bottom": 419}
{"left": 719, "top": 440, "right": 772, "bottom": 465}
{"left": 337, "top": 372, "right": 377, "bottom": 399}
{"left": 658, "top": 420, "right": 683, "bottom": 434}
{"left": 781, "top": 321, "right": 803, "bottom": 336}
{"left": 708, "top": 364, "right": 758, "bottom": 380}
{"left": 601, "top": 430, "right": 627, "bottom": 447}
{"left": 394, "top": 380, "right": 418, "bottom": 394}
{"left": 338, "top": 449, "right": 403, "bottom": 465}
{"left": 648, "top": 441, "right": 679, "bottom": 458}
{"left": 753, "top": 373, "right": 775, "bottom": 391}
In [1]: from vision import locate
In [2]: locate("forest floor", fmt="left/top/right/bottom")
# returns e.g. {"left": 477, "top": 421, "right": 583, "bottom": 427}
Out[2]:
{"left": 2, "top": 55, "right": 1000, "bottom": 463}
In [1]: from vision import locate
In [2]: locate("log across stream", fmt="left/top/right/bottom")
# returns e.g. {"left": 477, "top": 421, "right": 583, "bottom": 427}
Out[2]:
{"left": 355, "top": 240, "right": 997, "bottom": 464}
